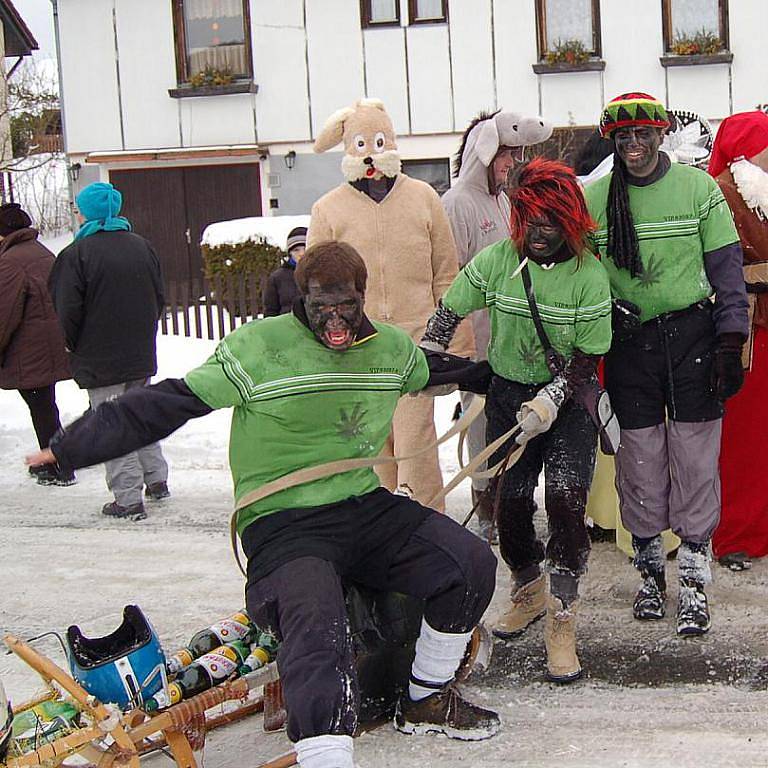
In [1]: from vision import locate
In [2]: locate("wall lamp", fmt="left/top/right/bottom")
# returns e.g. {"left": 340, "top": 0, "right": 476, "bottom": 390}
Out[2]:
{"left": 68, "top": 162, "right": 82, "bottom": 182}
{"left": 284, "top": 150, "right": 297, "bottom": 170}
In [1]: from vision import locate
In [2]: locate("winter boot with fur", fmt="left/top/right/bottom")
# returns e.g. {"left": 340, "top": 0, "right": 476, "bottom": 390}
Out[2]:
{"left": 677, "top": 541, "right": 712, "bottom": 636}
{"left": 394, "top": 684, "right": 500, "bottom": 740}
{"left": 632, "top": 534, "right": 667, "bottom": 620}
{"left": 492, "top": 574, "right": 546, "bottom": 639}
{"left": 544, "top": 595, "right": 581, "bottom": 683}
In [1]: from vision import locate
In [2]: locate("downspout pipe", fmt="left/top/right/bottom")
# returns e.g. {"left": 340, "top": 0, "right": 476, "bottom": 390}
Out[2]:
{"left": 50, "top": 0, "right": 76, "bottom": 231}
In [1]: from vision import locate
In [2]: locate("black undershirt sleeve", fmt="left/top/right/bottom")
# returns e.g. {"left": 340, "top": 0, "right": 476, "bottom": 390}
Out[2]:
{"left": 51, "top": 378, "right": 213, "bottom": 472}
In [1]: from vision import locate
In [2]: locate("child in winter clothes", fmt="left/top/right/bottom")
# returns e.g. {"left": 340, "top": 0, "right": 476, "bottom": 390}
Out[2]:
{"left": 263, "top": 226, "right": 306, "bottom": 317}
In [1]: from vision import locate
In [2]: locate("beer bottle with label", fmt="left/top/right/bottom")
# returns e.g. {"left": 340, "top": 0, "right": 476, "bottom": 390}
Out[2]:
{"left": 239, "top": 631, "right": 280, "bottom": 675}
{"left": 146, "top": 640, "right": 250, "bottom": 712}
{"left": 166, "top": 611, "right": 254, "bottom": 675}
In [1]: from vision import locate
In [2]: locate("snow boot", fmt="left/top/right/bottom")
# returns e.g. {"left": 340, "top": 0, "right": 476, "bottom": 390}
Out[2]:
{"left": 492, "top": 574, "right": 546, "bottom": 639}
{"left": 633, "top": 571, "right": 667, "bottom": 620}
{"left": 544, "top": 595, "right": 582, "bottom": 683}
{"left": 102, "top": 501, "right": 147, "bottom": 521}
{"left": 32, "top": 463, "right": 76, "bottom": 487}
{"left": 145, "top": 481, "right": 171, "bottom": 501}
{"left": 394, "top": 684, "right": 500, "bottom": 741}
{"left": 677, "top": 578, "right": 711, "bottom": 636}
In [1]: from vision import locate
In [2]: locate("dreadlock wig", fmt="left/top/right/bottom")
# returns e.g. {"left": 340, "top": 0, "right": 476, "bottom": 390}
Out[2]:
{"left": 508, "top": 157, "right": 595, "bottom": 259}
{"left": 600, "top": 93, "right": 671, "bottom": 277}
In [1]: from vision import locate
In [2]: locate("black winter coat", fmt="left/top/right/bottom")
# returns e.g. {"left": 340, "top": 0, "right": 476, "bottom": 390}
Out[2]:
{"left": 49, "top": 230, "right": 165, "bottom": 389}
{"left": 262, "top": 262, "right": 300, "bottom": 317}
{"left": 0, "top": 228, "right": 71, "bottom": 389}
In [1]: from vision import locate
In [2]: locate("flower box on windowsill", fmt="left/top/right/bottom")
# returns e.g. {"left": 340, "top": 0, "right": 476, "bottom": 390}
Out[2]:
{"left": 532, "top": 58, "right": 606, "bottom": 75}
{"left": 168, "top": 80, "right": 259, "bottom": 99}
{"left": 659, "top": 52, "right": 733, "bottom": 68}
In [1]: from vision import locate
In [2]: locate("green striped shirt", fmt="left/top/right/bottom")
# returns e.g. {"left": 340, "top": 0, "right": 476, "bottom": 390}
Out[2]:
{"left": 185, "top": 313, "right": 428, "bottom": 534}
{"left": 442, "top": 239, "right": 612, "bottom": 384}
{"left": 584, "top": 162, "right": 738, "bottom": 321}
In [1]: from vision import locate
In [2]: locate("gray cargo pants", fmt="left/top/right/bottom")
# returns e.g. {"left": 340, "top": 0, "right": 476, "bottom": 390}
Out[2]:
{"left": 87, "top": 378, "right": 168, "bottom": 507}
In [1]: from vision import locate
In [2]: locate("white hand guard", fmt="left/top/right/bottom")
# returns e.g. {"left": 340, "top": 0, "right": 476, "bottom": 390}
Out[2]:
{"left": 515, "top": 391, "right": 559, "bottom": 446}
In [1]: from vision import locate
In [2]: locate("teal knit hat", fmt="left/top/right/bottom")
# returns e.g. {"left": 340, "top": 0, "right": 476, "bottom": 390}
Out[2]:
{"left": 600, "top": 92, "right": 670, "bottom": 138}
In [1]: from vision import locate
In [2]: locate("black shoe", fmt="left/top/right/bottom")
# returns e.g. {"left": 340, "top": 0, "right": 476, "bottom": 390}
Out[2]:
{"left": 587, "top": 523, "right": 615, "bottom": 543}
{"left": 677, "top": 579, "right": 711, "bottom": 636}
{"left": 33, "top": 464, "right": 76, "bottom": 486}
{"left": 145, "top": 481, "right": 170, "bottom": 501}
{"left": 102, "top": 501, "right": 147, "bottom": 520}
{"left": 394, "top": 684, "right": 500, "bottom": 741}
{"left": 633, "top": 574, "right": 667, "bottom": 620}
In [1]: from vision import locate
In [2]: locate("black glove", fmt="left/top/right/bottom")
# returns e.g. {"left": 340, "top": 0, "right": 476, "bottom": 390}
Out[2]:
{"left": 421, "top": 347, "right": 493, "bottom": 395}
{"left": 713, "top": 333, "right": 745, "bottom": 400}
{"left": 611, "top": 299, "right": 642, "bottom": 341}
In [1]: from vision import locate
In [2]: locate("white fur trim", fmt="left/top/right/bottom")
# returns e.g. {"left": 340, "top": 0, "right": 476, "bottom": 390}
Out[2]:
{"left": 341, "top": 150, "right": 401, "bottom": 182}
{"left": 731, "top": 158, "right": 768, "bottom": 221}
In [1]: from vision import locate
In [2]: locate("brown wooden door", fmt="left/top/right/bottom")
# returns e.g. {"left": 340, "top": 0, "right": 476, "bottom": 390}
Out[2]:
{"left": 110, "top": 163, "right": 262, "bottom": 290}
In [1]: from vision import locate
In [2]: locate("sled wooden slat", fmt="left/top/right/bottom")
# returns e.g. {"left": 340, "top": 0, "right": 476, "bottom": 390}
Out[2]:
{"left": 256, "top": 752, "right": 297, "bottom": 768}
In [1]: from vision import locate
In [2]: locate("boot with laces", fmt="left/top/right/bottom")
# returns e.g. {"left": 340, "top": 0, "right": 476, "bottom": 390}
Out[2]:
{"left": 633, "top": 571, "right": 667, "bottom": 620}
{"left": 394, "top": 683, "right": 500, "bottom": 741}
{"left": 544, "top": 595, "right": 581, "bottom": 683}
{"left": 492, "top": 574, "right": 546, "bottom": 639}
{"left": 677, "top": 578, "right": 711, "bottom": 636}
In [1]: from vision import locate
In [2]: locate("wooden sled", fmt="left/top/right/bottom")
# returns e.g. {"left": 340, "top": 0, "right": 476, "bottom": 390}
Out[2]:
{"left": 2, "top": 634, "right": 282, "bottom": 768}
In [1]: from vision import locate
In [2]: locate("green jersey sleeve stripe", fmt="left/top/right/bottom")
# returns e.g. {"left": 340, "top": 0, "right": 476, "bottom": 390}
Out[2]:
{"left": 215, "top": 341, "right": 252, "bottom": 402}
{"left": 464, "top": 260, "right": 488, "bottom": 291}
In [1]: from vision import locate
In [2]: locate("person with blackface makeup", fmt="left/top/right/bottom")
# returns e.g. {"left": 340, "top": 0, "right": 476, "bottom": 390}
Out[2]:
{"left": 584, "top": 93, "right": 748, "bottom": 636}
{"left": 25, "top": 241, "right": 500, "bottom": 768}
{"left": 422, "top": 158, "right": 612, "bottom": 683}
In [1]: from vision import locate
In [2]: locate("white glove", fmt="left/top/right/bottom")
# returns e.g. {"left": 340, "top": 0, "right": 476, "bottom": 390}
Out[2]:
{"left": 515, "top": 392, "right": 559, "bottom": 445}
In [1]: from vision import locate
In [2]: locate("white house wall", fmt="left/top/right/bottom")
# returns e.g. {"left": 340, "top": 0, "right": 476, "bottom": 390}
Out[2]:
{"left": 448, "top": 0, "right": 495, "bottom": 127}
{"left": 58, "top": 0, "right": 122, "bottom": 153}
{"left": 57, "top": 0, "right": 768, "bottom": 158}
{"left": 305, "top": 0, "right": 365, "bottom": 137}
{"left": 114, "top": 0, "right": 179, "bottom": 150}
{"left": 363, "top": 27, "right": 409, "bottom": 135}
{"left": 251, "top": 0, "right": 311, "bottom": 142}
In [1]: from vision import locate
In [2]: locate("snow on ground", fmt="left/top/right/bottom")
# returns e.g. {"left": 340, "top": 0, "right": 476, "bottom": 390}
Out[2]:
{"left": 3, "top": 328, "right": 768, "bottom": 767}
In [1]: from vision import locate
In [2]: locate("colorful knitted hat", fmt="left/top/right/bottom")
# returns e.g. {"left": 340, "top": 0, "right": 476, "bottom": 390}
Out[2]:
{"left": 600, "top": 93, "right": 671, "bottom": 138}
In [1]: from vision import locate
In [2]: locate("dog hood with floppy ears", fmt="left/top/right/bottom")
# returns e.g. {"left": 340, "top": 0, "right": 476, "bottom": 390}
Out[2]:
{"left": 453, "top": 110, "right": 553, "bottom": 192}
{"left": 314, "top": 98, "right": 402, "bottom": 182}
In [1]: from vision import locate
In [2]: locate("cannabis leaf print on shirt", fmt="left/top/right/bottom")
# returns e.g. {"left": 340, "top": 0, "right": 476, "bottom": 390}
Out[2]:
{"left": 637, "top": 254, "right": 664, "bottom": 288}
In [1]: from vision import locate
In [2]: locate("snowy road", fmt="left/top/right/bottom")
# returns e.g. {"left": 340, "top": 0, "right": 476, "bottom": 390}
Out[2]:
{"left": 3, "top": 331, "right": 768, "bottom": 767}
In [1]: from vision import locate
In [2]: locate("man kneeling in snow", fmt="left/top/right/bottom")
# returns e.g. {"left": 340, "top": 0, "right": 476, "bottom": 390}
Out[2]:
{"left": 27, "top": 241, "right": 499, "bottom": 768}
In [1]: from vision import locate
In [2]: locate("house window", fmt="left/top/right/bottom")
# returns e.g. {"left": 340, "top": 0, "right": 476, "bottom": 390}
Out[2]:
{"left": 402, "top": 159, "right": 451, "bottom": 196}
{"left": 409, "top": 0, "right": 448, "bottom": 24}
{"left": 662, "top": 0, "right": 729, "bottom": 54}
{"left": 173, "top": 0, "right": 252, "bottom": 84}
{"left": 360, "top": 0, "right": 401, "bottom": 27}
{"left": 535, "top": 0, "right": 602, "bottom": 62}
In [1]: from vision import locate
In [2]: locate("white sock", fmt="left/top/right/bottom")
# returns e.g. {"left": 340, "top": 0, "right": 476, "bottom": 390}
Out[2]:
{"left": 408, "top": 618, "right": 473, "bottom": 702}
{"left": 294, "top": 734, "right": 354, "bottom": 768}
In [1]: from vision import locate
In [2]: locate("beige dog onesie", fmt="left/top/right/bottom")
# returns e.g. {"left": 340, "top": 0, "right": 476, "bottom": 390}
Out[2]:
{"left": 308, "top": 98, "right": 473, "bottom": 510}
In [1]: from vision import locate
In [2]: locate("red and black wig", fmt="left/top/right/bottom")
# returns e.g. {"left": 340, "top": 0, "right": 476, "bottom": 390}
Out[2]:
{"left": 507, "top": 157, "right": 596, "bottom": 260}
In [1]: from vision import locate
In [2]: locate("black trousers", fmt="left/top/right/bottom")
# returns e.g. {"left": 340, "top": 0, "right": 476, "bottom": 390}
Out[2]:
{"left": 18, "top": 385, "right": 62, "bottom": 450}
{"left": 244, "top": 501, "right": 496, "bottom": 743}
{"left": 605, "top": 300, "right": 722, "bottom": 429}
{"left": 486, "top": 375, "right": 597, "bottom": 578}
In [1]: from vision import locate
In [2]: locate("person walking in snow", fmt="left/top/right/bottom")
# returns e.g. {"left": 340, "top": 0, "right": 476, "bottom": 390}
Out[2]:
{"left": 422, "top": 159, "right": 612, "bottom": 683}
{"left": 48, "top": 182, "right": 169, "bottom": 521}
{"left": 584, "top": 93, "right": 748, "bottom": 635}
{"left": 27, "top": 240, "right": 499, "bottom": 768}
{"left": 262, "top": 226, "right": 306, "bottom": 317}
{"left": 0, "top": 203, "right": 74, "bottom": 486}
{"left": 708, "top": 111, "right": 768, "bottom": 569}
{"left": 442, "top": 109, "right": 552, "bottom": 541}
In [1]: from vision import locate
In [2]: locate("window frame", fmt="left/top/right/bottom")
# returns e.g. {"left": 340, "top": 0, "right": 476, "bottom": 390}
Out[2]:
{"left": 408, "top": 0, "right": 449, "bottom": 25}
{"left": 661, "top": 0, "right": 729, "bottom": 54}
{"left": 171, "top": 0, "right": 254, "bottom": 86}
{"left": 534, "top": 0, "right": 603, "bottom": 62}
{"left": 360, "top": 0, "right": 402, "bottom": 28}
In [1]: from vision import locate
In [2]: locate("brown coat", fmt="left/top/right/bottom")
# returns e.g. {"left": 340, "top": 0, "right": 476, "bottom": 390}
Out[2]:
{"left": 717, "top": 169, "right": 768, "bottom": 331}
{"left": 0, "top": 228, "right": 70, "bottom": 389}
{"left": 308, "top": 174, "right": 474, "bottom": 356}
